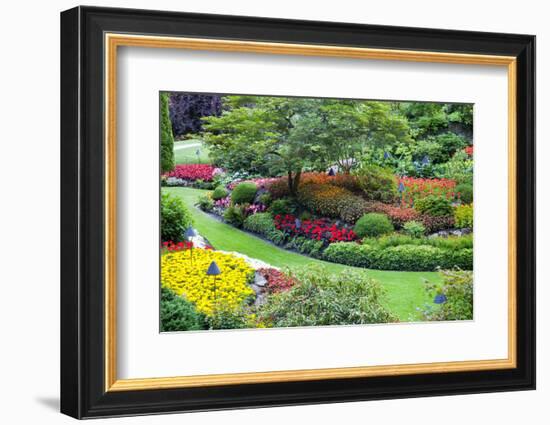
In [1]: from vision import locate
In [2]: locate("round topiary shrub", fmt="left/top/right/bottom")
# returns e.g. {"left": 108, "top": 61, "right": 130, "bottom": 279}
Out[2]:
{"left": 231, "top": 182, "right": 257, "bottom": 205}
{"left": 414, "top": 195, "right": 453, "bottom": 217}
{"left": 161, "top": 191, "right": 193, "bottom": 242}
{"left": 212, "top": 185, "right": 228, "bottom": 201}
{"left": 455, "top": 183, "right": 473, "bottom": 204}
{"left": 354, "top": 213, "right": 394, "bottom": 238}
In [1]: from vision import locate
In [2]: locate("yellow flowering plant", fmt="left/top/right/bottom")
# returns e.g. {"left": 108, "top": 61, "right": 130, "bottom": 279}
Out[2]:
{"left": 161, "top": 248, "right": 255, "bottom": 316}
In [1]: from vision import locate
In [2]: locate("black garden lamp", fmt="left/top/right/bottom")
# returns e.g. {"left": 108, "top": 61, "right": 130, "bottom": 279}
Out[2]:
{"left": 327, "top": 167, "right": 335, "bottom": 176}
{"left": 206, "top": 260, "right": 222, "bottom": 297}
{"left": 383, "top": 151, "right": 391, "bottom": 160}
{"left": 421, "top": 155, "right": 430, "bottom": 166}
{"left": 398, "top": 181, "right": 406, "bottom": 204}
{"left": 184, "top": 227, "right": 198, "bottom": 263}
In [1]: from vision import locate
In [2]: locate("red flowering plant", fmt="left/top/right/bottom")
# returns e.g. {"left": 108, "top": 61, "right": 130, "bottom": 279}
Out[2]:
{"left": 464, "top": 145, "right": 474, "bottom": 156}
{"left": 398, "top": 176, "right": 457, "bottom": 207}
{"left": 161, "top": 240, "right": 194, "bottom": 252}
{"left": 163, "top": 164, "right": 216, "bottom": 181}
{"left": 274, "top": 214, "right": 357, "bottom": 244}
{"left": 257, "top": 268, "right": 298, "bottom": 293}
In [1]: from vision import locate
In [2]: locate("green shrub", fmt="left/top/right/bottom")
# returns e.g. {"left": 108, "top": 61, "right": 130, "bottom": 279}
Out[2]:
{"left": 258, "top": 192, "right": 272, "bottom": 207}
{"left": 265, "top": 228, "right": 286, "bottom": 245}
{"left": 243, "top": 212, "right": 276, "bottom": 235}
{"left": 338, "top": 196, "right": 372, "bottom": 224}
{"left": 161, "top": 191, "right": 193, "bottom": 242}
{"left": 455, "top": 182, "right": 473, "bottom": 204}
{"left": 257, "top": 266, "right": 397, "bottom": 327}
{"left": 455, "top": 204, "right": 473, "bottom": 229}
{"left": 421, "top": 270, "right": 473, "bottom": 321}
{"left": 323, "top": 242, "right": 373, "bottom": 268}
{"left": 212, "top": 185, "right": 228, "bottom": 201}
{"left": 354, "top": 213, "right": 394, "bottom": 238}
{"left": 205, "top": 304, "right": 250, "bottom": 330}
{"left": 403, "top": 220, "right": 426, "bottom": 238}
{"left": 414, "top": 195, "right": 453, "bottom": 217}
{"left": 269, "top": 198, "right": 295, "bottom": 216}
{"left": 299, "top": 211, "right": 312, "bottom": 221}
{"left": 197, "top": 194, "right": 214, "bottom": 212}
{"left": 160, "top": 93, "right": 175, "bottom": 173}
{"left": 285, "top": 236, "right": 324, "bottom": 258}
{"left": 160, "top": 287, "right": 205, "bottom": 332}
{"left": 223, "top": 205, "right": 246, "bottom": 227}
{"left": 354, "top": 165, "right": 398, "bottom": 202}
{"left": 231, "top": 182, "right": 258, "bottom": 204}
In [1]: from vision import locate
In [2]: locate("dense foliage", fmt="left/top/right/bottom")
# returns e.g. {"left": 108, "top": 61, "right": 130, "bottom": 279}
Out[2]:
{"left": 354, "top": 213, "right": 394, "bottom": 238}
{"left": 231, "top": 182, "right": 258, "bottom": 205}
{"left": 420, "top": 270, "right": 474, "bottom": 321}
{"left": 169, "top": 93, "right": 222, "bottom": 137}
{"left": 160, "top": 286, "right": 205, "bottom": 332}
{"left": 160, "top": 192, "right": 193, "bottom": 242}
{"left": 258, "top": 267, "right": 397, "bottom": 327}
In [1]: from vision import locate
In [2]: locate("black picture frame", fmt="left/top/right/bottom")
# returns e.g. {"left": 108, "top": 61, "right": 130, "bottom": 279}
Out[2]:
{"left": 61, "top": 5, "right": 536, "bottom": 419}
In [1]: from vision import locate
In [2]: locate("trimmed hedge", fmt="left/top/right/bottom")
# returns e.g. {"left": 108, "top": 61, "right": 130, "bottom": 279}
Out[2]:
{"left": 322, "top": 241, "right": 472, "bottom": 271}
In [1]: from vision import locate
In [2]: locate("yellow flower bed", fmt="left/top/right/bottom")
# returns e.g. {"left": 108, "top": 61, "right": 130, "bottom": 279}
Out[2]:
{"left": 161, "top": 249, "right": 255, "bottom": 316}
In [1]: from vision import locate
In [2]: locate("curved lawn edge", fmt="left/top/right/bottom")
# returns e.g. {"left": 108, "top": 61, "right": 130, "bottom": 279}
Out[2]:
{"left": 163, "top": 186, "right": 441, "bottom": 321}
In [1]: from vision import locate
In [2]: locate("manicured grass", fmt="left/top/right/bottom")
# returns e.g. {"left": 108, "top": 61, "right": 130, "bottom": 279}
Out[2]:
{"left": 174, "top": 139, "right": 211, "bottom": 165}
{"left": 164, "top": 186, "right": 441, "bottom": 321}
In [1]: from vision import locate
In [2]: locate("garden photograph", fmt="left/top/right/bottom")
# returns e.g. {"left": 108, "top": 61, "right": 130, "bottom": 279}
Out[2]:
{"left": 159, "top": 92, "right": 474, "bottom": 332}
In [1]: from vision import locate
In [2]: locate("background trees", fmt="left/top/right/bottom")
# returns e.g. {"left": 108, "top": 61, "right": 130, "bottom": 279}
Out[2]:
{"left": 168, "top": 93, "right": 222, "bottom": 137}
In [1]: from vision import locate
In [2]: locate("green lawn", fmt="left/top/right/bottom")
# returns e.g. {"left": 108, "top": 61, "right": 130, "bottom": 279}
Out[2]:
{"left": 164, "top": 186, "right": 441, "bottom": 321}
{"left": 174, "top": 139, "right": 211, "bottom": 165}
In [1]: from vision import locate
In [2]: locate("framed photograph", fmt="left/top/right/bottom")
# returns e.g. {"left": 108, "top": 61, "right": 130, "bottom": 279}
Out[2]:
{"left": 60, "top": 6, "right": 535, "bottom": 419}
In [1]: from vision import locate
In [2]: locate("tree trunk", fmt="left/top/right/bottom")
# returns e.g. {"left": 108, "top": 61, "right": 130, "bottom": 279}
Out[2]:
{"left": 288, "top": 169, "right": 302, "bottom": 197}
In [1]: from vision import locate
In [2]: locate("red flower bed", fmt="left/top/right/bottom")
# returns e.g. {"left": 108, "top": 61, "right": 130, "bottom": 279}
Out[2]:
{"left": 398, "top": 176, "right": 457, "bottom": 207}
{"left": 274, "top": 214, "right": 357, "bottom": 243}
{"left": 161, "top": 240, "right": 194, "bottom": 251}
{"left": 257, "top": 268, "right": 297, "bottom": 293}
{"left": 164, "top": 164, "right": 216, "bottom": 181}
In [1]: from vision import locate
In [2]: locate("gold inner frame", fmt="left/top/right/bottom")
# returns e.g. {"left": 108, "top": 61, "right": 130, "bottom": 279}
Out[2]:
{"left": 104, "top": 33, "right": 517, "bottom": 392}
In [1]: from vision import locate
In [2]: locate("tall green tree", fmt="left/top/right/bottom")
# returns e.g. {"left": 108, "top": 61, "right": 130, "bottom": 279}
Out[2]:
{"left": 290, "top": 100, "right": 411, "bottom": 173}
{"left": 160, "top": 93, "right": 175, "bottom": 173}
{"left": 203, "top": 96, "right": 324, "bottom": 196}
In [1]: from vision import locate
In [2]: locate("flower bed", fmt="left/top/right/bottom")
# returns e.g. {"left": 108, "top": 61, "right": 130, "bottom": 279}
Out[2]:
{"left": 398, "top": 176, "right": 457, "bottom": 207}
{"left": 164, "top": 164, "right": 216, "bottom": 181}
{"left": 257, "top": 268, "right": 297, "bottom": 293}
{"left": 274, "top": 214, "right": 357, "bottom": 243}
{"left": 161, "top": 249, "right": 254, "bottom": 316}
